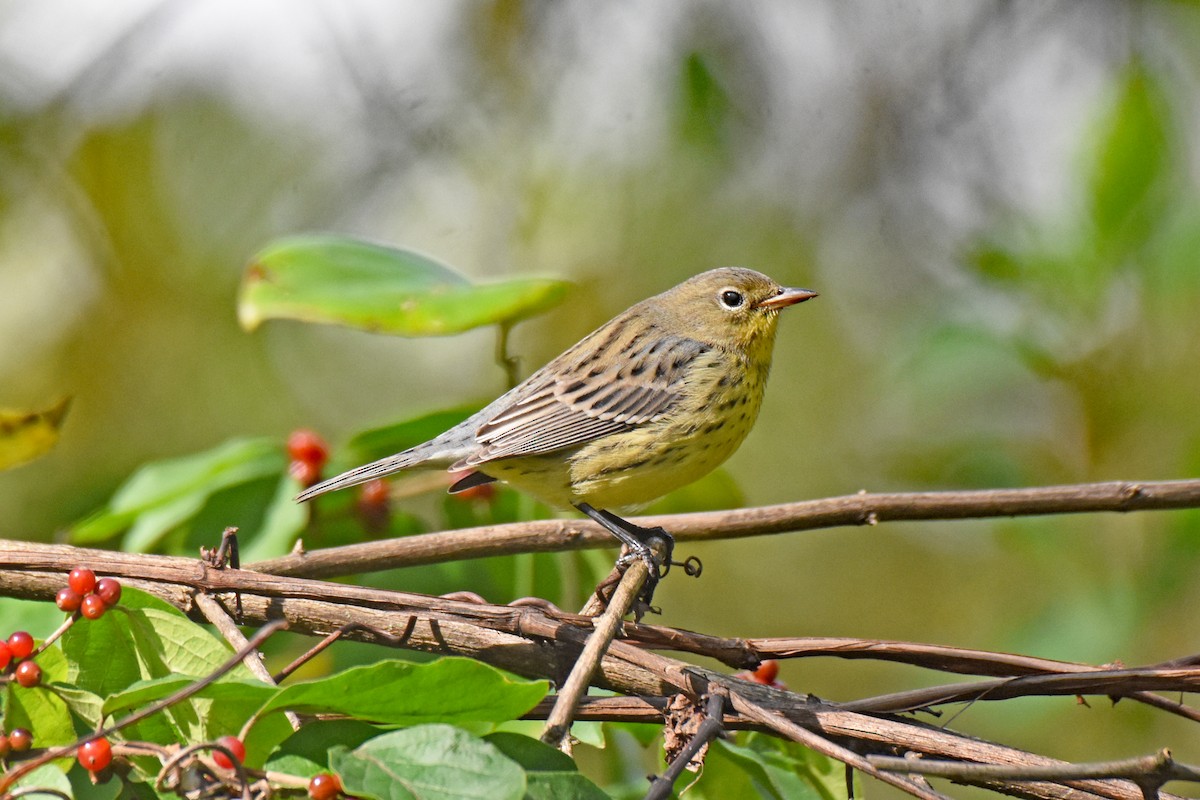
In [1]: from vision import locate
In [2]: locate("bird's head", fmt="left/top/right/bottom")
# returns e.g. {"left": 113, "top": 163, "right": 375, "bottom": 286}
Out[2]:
{"left": 651, "top": 267, "right": 817, "bottom": 352}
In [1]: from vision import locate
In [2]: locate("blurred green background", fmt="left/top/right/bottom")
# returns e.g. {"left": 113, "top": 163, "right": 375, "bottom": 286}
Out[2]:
{"left": 3, "top": 0, "right": 1200, "bottom": 793}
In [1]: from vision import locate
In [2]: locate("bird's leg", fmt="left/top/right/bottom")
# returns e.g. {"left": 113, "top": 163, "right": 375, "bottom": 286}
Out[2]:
{"left": 576, "top": 503, "right": 673, "bottom": 570}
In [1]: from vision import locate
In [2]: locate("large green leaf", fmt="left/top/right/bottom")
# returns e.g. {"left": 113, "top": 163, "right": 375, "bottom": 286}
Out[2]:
{"left": 266, "top": 719, "right": 384, "bottom": 777}
{"left": 343, "top": 405, "right": 479, "bottom": 466}
{"left": 239, "top": 235, "right": 569, "bottom": 335}
{"left": 712, "top": 733, "right": 853, "bottom": 800}
{"left": 70, "top": 437, "right": 284, "bottom": 547}
{"left": 262, "top": 658, "right": 548, "bottom": 726}
{"left": 331, "top": 725, "right": 526, "bottom": 800}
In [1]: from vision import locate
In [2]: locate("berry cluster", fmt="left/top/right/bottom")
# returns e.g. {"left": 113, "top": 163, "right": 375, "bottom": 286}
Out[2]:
{"left": 57, "top": 566, "right": 123, "bottom": 620}
{"left": 287, "top": 429, "right": 329, "bottom": 489}
{"left": 1, "top": 630, "right": 40, "bottom": 688}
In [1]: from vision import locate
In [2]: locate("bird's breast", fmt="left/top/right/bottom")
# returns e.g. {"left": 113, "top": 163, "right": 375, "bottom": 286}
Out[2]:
{"left": 562, "top": 347, "right": 770, "bottom": 508}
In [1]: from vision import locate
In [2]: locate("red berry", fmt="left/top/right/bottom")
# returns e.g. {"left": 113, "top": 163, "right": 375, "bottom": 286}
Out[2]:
{"left": 68, "top": 566, "right": 97, "bottom": 596}
{"left": 80, "top": 594, "right": 107, "bottom": 620}
{"left": 289, "top": 459, "right": 321, "bottom": 488}
{"left": 8, "top": 728, "right": 31, "bottom": 752}
{"left": 286, "top": 430, "right": 328, "bottom": 469}
{"left": 308, "top": 772, "right": 342, "bottom": 800}
{"left": 7, "top": 631, "right": 33, "bottom": 660}
{"left": 751, "top": 660, "right": 779, "bottom": 685}
{"left": 95, "top": 578, "right": 123, "bottom": 607}
{"left": 0, "top": 733, "right": 10, "bottom": 758}
{"left": 14, "top": 660, "right": 41, "bottom": 688}
{"left": 212, "top": 736, "right": 245, "bottom": 769}
{"left": 78, "top": 737, "right": 113, "bottom": 772}
{"left": 0, "top": 641, "right": 11, "bottom": 671}
{"left": 56, "top": 587, "right": 83, "bottom": 613}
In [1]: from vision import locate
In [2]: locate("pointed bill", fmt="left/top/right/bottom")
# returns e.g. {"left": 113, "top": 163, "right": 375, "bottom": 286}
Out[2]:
{"left": 757, "top": 287, "right": 818, "bottom": 310}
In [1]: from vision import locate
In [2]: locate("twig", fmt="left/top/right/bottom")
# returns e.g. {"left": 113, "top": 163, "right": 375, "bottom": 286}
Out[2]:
{"left": 541, "top": 561, "right": 648, "bottom": 749}
{"left": 867, "top": 748, "right": 1200, "bottom": 787}
{"left": 844, "top": 667, "right": 1200, "bottom": 714}
{"left": 193, "top": 592, "right": 301, "bottom": 732}
{"left": 247, "top": 479, "right": 1200, "bottom": 579}
{"left": 1, "top": 541, "right": 1197, "bottom": 800}
{"left": 726, "top": 689, "right": 953, "bottom": 800}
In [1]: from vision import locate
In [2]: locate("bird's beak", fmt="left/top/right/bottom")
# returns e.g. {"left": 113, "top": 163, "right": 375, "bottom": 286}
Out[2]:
{"left": 758, "top": 287, "right": 818, "bottom": 310}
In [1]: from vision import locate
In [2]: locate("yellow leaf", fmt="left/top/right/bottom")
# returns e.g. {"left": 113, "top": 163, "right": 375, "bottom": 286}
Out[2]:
{"left": 0, "top": 397, "right": 72, "bottom": 471}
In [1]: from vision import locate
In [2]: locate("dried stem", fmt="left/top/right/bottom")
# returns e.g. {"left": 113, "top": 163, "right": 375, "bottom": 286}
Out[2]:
{"left": 541, "top": 561, "right": 649, "bottom": 748}
{"left": 248, "top": 479, "right": 1200, "bottom": 579}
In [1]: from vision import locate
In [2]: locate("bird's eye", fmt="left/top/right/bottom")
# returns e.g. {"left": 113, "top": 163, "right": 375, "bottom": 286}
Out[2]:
{"left": 718, "top": 289, "right": 745, "bottom": 309}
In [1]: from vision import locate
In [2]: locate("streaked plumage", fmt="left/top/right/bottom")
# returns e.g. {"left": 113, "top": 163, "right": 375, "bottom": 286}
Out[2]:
{"left": 298, "top": 268, "right": 815, "bottom": 541}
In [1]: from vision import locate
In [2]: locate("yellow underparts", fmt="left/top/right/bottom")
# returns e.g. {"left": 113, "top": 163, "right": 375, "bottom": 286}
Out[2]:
{"left": 480, "top": 346, "right": 773, "bottom": 510}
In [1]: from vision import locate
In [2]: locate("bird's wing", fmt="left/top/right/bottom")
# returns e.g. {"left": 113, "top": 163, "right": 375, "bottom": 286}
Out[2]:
{"left": 457, "top": 335, "right": 711, "bottom": 467}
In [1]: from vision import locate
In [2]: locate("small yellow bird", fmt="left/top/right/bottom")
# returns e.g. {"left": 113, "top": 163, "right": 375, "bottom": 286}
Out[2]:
{"left": 298, "top": 268, "right": 815, "bottom": 587}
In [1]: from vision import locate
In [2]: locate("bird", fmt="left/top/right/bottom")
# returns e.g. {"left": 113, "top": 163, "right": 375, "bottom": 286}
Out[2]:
{"left": 297, "top": 268, "right": 816, "bottom": 595}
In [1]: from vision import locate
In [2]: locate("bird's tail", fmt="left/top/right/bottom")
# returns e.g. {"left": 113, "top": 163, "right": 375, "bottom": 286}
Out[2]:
{"left": 295, "top": 442, "right": 445, "bottom": 502}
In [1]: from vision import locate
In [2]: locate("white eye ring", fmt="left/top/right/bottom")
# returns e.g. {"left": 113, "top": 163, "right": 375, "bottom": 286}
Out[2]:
{"left": 718, "top": 288, "right": 745, "bottom": 309}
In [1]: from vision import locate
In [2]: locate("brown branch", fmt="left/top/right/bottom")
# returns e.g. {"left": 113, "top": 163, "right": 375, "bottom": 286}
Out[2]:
{"left": 1, "top": 539, "right": 1196, "bottom": 800}
{"left": 867, "top": 749, "right": 1200, "bottom": 789}
{"left": 247, "top": 479, "right": 1200, "bottom": 579}
{"left": 845, "top": 667, "right": 1200, "bottom": 714}
{"left": 541, "top": 561, "right": 649, "bottom": 748}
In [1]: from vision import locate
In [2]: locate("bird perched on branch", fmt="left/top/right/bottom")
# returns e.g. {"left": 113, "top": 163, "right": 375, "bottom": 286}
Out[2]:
{"left": 297, "top": 268, "right": 816, "bottom": 600}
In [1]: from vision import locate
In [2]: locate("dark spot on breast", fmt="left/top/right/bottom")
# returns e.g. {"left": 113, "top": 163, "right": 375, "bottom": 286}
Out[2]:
{"left": 703, "top": 421, "right": 724, "bottom": 434}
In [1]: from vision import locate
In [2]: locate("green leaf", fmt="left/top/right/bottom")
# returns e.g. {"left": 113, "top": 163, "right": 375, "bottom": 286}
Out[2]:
{"left": 239, "top": 235, "right": 570, "bottom": 336}
{"left": 677, "top": 51, "right": 734, "bottom": 154}
{"left": 266, "top": 719, "right": 384, "bottom": 777}
{"left": 483, "top": 733, "right": 610, "bottom": 800}
{"left": 54, "top": 685, "right": 105, "bottom": 730}
{"left": 14, "top": 763, "right": 72, "bottom": 797}
{"left": 343, "top": 406, "right": 479, "bottom": 466}
{"left": 483, "top": 733, "right": 577, "bottom": 773}
{"left": 1088, "top": 63, "right": 1170, "bottom": 249}
{"left": 71, "top": 437, "right": 285, "bottom": 547}
{"left": 331, "top": 724, "right": 526, "bottom": 800}
{"left": 240, "top": 472, "right": 310, "bottom": 562}
{"left": 524, "top": 773, "right": 610, "bottom": 800}
{"left": 5, "top": 682, "right": 75, "bottom": 751}
{"left": 713, "top": 733, "right": 852, "bottom": 800}
{"left": 262, "top": 658, "right": 548, "bottom": 727}
{"left": 68, "top": 761, "right": 125, "bottom": 800}
{"left": 64, "top": 588, "right": 256, "bottom": 743}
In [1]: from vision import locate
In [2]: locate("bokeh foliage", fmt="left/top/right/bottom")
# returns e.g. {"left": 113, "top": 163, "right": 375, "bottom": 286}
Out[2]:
{"left": 2, "top": 3, "right": 1200, "bottom": 796}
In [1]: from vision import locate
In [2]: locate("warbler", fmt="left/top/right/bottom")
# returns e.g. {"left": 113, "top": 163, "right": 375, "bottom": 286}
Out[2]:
{"left": 297, "top": 268, "right": 816, "bottom": 583}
